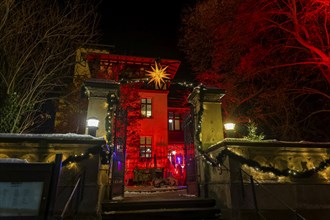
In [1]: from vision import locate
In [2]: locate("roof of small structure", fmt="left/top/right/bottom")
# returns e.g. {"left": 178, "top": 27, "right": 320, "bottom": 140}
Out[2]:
{"left": 87, "top": 53, "right": 181, "bottom": 79}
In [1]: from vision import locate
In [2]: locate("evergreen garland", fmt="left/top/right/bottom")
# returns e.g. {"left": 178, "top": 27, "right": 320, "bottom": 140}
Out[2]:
{"left": 103, "top": 93, "right": 118, "bottom": 164}
{"left": 105, "top": 93, "right": 117, "bottom": 145}
{"left": 216, "top": 148, "right": 330, "bottom": 178}
{"left": 62, "top": 145, "right": 100, "bottom": 166}
{"left": 195, "top": 85, "right": 205, "bottom": 151}
{"left": 60, "top": 144, "right": 111, "bottom": 167}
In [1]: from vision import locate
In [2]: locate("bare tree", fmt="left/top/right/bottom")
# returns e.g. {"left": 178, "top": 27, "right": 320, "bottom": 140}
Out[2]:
{"left": 0, "top": 0, "right": 99, "bottom": 133}
{"left": 180, "top": 0, "right": 330, "bottom": 141}
{"left": 250, "top": 0, "right": 330, "bottom": 84}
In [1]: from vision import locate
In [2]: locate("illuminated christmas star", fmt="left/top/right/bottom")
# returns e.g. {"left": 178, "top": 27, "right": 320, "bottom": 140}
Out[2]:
{"left": 146, "top": 62, "right": 170, "bottom": 88}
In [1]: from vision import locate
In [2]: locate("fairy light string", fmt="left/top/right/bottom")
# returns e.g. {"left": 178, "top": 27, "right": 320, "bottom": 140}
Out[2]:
{"left": 216, "top": 147, "right": 330, "bottom": 178}
{"left": 62, "top": 144, "right": 109, "bottom": 167}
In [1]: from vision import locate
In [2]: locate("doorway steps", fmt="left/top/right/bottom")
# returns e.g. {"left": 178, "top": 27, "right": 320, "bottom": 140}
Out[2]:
{"left": 102, "top": 198, "right": 221, "bottom": 220}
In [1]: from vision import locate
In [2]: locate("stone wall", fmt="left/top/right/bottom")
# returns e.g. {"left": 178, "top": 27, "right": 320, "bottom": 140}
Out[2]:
{"left": 203, "top": 141, "right": 330, "bottom": 220}
{"left": 0, "top": 134, "right": 107, "bottom": 219}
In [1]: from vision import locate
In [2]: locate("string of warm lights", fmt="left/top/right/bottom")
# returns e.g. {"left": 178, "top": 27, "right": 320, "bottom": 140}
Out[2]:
{"left": 103, "top": 93, "right": 119, "bottom": 164}
{"left": 216, "top": 147, "right": 330, "bottom": 178}
{"left": 105, "top": 93, "right": 117, "bottom": 145}
{"left": 171, "top": 81, "right": 194, "bottom": 88}
{"left": 62, "top": 144, "right": 109, "bottom": 167}
{"left": 192, "top": 85, "right": 330, "bottom": 178}
{"left": 118, "top": 78, "right": 195, "bottom": 88}
{"left": 194, "top": 85, "right": 208, "bottom": 156}
{"left": 195, "top": 85, "right": 205, "bottom": 151}
{"left": 118, "top": 78, "right": 149, "bottom": 84}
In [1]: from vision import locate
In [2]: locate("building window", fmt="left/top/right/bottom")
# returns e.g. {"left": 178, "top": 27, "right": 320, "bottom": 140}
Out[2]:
{"left": 140, "top": 136, "right": 152, "bottom": 158}
{"left": 168, "top": 112, "right": 181, "bottom": 130}
{"left": 141, "top": 98, "right": 152, "bottom": 118}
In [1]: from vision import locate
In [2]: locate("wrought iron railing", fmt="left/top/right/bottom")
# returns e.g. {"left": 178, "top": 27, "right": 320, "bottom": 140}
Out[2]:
{"left": 58, "top": 173, "right": 85, "bottom": 219}
{"left": 239, "top": 167, "right": 306, "bottom": 220}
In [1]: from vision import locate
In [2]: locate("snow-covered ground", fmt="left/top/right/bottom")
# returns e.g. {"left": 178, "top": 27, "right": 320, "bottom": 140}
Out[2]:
{"left": 123, "top": 186, "right": 196, "bottom": 201}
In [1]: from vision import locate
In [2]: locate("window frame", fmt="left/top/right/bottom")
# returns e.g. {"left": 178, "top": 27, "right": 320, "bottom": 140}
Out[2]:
{"left": 139, "top": 136, "right": 152, "bottom": 159}
{"left": 168, "top": 111, "right": 182, "bottom": 131}
{"left": 141, "top": 98, "right": 152, "bottom": 118}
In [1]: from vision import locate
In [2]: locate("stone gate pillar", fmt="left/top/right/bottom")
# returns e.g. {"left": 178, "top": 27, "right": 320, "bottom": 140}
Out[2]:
{"left": 83, "top": 79, "right": 120, "bottom": 138}
{"left": 83, "top": 79, "right": 120, "bottom": 204}
{"left": 188, "top": 86, "right": 225, "bottom": 197}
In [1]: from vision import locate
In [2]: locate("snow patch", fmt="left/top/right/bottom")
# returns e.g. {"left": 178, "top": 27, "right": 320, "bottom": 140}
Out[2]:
{"left": 111, "top": 196, "right": 124, "bottom": 200}
{"left": 0, "top": 133, "right": 104, "bottom": 140}
{"left": 0, "top": 158, "right": 28, "bottom": 163}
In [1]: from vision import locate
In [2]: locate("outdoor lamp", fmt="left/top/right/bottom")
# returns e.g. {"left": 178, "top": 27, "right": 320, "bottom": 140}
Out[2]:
{"left": 87, "top": 117, "right": 100, "bottom": 137}
{"left": 224, "top": 122, "right": 236, "bottom": 131}
{"left": 224, "top": 122, "right": 236, "bottom": 138}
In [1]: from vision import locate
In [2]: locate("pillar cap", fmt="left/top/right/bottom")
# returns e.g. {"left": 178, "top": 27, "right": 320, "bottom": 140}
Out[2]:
{"left": 83, "top": 79, "right": 120, "bottom": 98}
{"left": 188, "top": 86, "right": 225, "bottom": 104}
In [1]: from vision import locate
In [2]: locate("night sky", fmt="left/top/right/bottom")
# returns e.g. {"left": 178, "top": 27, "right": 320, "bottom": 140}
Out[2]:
{"left": 97, "top": 0, "right": 196, "bottom": 81}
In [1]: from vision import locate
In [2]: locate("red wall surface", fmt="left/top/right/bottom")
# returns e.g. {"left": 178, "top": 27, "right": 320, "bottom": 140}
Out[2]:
{"left": 139, "top": 90, "right": 169, "bottom": 168}
{"left": 125, "top": 90, "right": 169, "bottom": 183}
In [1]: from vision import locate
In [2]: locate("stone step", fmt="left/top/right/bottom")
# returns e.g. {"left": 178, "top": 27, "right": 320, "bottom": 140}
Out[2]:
{"left": 102, "top": 198, "right": 221, "bottom": 220}
{"left": 102, "top": 198, "right": 217, "bottom": 211}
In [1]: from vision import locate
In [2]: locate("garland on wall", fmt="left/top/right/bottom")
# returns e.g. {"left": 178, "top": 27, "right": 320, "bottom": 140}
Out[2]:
{"left": 62, "top": 145, "right": 104, "bottom": 166}
{"left": 102, "top": 92, "right": 119, "bottom": 164}
{"left": 216, "top": 147, "right": 330, "bottom": 178}
{"left": 195, "top": 85, "right": 205, "bottom": 151}
{"left": 105, "top": 93, "right": 117, "bottom": 146}
{"left": 194, "top": 85, "right": 221, "bottom": 168}
{"left": 193, "top": 85, "right": 330, "bottom": 179}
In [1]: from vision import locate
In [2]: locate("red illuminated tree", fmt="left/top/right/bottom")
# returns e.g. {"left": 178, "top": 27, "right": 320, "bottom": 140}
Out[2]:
{"left": 119, "top": 83, "right": 141, "bottom": 150}
{"left": 119, "top": 83, "right": 142, "bottom": 183}
{"left": 180, "top": 0, "right": 330, "bottom": 140}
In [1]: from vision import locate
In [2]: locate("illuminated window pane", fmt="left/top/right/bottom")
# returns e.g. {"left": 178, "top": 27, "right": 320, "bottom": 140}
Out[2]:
{"left": 168, "top": 111, "right": 181, "bottom": 131}
{"left": 175, "top": 114, "right": 180, "bottom": 130}
{"left": 169, "top": 120, "right": 174, "bottom": 130}
{"left": 141, "top": 98, "right": 152, "bottom": 118}
{"left": 146, "top": 105, "right": 152, "bottom": 117}
{"left": 140, "top": 136, "right": 152, "bottom": 159}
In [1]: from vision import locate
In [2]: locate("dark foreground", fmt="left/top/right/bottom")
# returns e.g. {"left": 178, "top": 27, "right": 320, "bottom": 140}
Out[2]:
{"left": 101, "top": 186, "right": 222, "bottom": 220}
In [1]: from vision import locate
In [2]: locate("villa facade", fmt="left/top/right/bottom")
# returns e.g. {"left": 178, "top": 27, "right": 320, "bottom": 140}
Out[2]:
{"left": 55, "top": 47, "right": 192, "bottom": 186}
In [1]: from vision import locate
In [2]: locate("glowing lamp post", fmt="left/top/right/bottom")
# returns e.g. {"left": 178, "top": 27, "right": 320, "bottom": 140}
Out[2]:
{"left": 224, "top": 122, "right": 236, "bottom": 138}
{"left": 224, "top": 123, "right": 236, "bottom": 131}
{"left": 87, "top": 117, "right": 100, "bottom": 137}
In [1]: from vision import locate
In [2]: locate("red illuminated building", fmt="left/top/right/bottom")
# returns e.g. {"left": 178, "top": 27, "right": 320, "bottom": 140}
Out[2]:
{"left": 64, "top": 48, "right": 193, "bottom": 186}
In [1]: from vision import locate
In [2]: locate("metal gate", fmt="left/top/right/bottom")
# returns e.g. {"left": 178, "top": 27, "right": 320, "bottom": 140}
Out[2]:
{"left": 183, "top": 108, "right": 199, "bottom": 196}
{"left": 110, "top": 108, "right": 127, "bottom": 199}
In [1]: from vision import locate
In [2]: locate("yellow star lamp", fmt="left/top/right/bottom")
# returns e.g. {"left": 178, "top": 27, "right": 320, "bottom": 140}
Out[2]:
{"left": 146, "top": 62, "right": 170, "bottom": 88}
